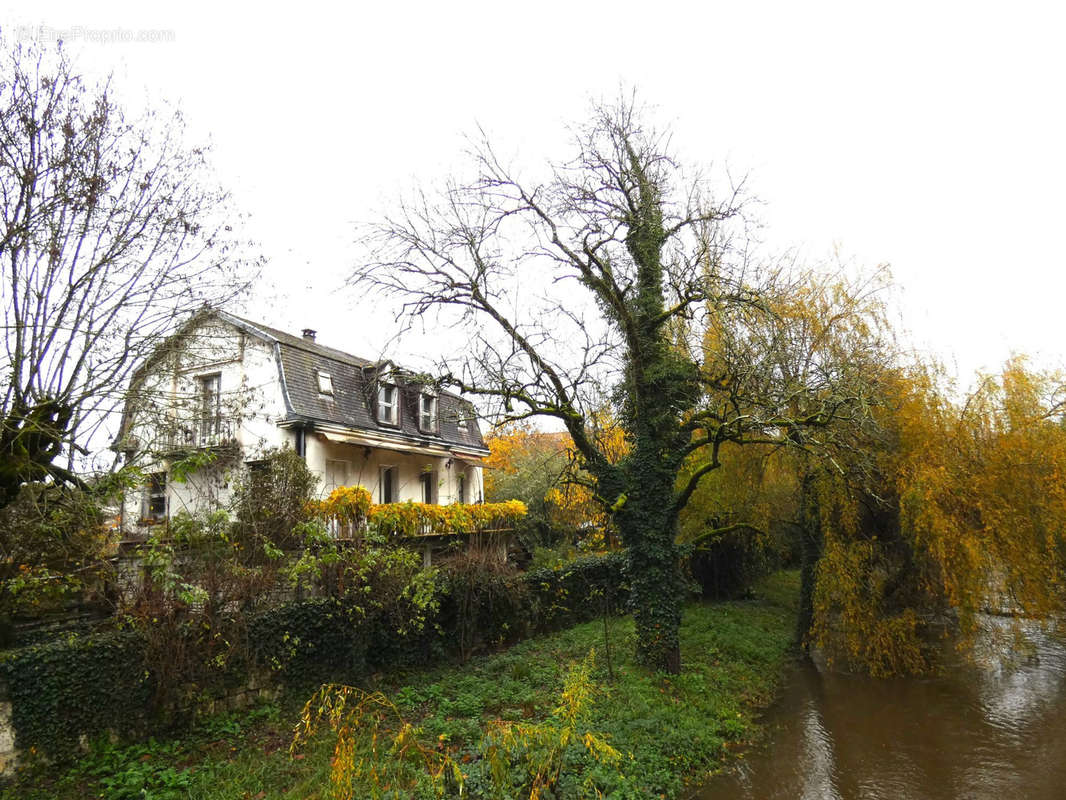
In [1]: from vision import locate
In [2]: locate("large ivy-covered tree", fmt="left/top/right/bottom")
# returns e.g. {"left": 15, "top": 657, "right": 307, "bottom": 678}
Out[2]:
{"left": 353, "top": 99, "right": 871, "bottom": 672}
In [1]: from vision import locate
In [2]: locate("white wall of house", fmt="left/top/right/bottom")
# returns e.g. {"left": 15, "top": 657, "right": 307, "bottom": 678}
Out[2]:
{"left": 121, "top": 317, "right": 289, "bottom": 532}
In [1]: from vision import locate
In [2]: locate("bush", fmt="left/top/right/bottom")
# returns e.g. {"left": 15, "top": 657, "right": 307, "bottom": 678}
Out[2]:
{"left": 247, "top": 598, "right": 369, "bottom": 685}
{"left": 522, "top": 552, "right": 629, "bottom": 632}
{"left": 437, "top": 547, "right": 529, "bottom": 662}
{"left": 686, "top": 530, "right": 778, "bottom": 600}
{"left": 0, "top": 478, "right": 126, "bottom": 633}
{"left": 231, "top": 447, "right": 320, "bottom": 552}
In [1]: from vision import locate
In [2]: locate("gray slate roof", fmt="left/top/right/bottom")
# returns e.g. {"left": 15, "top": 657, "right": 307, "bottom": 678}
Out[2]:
{"left": 218, "top": 312, "right": 488, "bottom": 455}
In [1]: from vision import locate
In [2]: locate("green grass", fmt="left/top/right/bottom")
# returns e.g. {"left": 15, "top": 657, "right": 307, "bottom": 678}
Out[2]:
{"left": 5, "top": 571, "right": 799, "bottom": 800}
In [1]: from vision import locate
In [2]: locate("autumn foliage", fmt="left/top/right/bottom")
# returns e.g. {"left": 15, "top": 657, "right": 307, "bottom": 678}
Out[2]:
{"left": 484, "top": 418, "right": 628, "bottom": 551}
{"left": 810, "top": 358, "right": 1066, "bottom": 675}
{"left": 315, "top": 485, "right": 527, "bottom": 537}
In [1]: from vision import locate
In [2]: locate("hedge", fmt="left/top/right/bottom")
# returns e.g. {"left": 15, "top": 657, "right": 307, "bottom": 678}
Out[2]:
{"left": 0, "top": 552, "right": 630, "bottom": 757}
{"left": 0, "top": 631, "right": 152, "bottom": 755}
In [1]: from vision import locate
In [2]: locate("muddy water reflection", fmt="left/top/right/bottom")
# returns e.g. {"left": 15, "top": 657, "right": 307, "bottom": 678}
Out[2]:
{"left": 693, "top": 620, "right": 1066, "bottom": 799}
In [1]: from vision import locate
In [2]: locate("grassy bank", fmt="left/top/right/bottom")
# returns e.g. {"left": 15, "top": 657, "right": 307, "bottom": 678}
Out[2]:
{"left": 6, "top": 571, "right": 798, "bottom": 800}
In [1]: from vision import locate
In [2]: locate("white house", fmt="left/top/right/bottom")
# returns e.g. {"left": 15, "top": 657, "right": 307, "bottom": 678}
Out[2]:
{"left": 114, "top": 309, "right": 489, "bottom": 534}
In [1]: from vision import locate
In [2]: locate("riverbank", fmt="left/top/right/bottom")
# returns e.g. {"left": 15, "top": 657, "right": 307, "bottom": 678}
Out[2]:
{"left": 6, "top": 571, "right": 799, "bottom": 799}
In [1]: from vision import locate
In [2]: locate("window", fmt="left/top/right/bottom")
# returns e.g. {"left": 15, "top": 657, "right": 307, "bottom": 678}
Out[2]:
{"left": 456, "top": 474, "right": 465, "bottom": 504}
{"left": 143, "top": 472, "right": 167, "bottom": 522}
{"left": 419, "top": 393, "right": 437, "bottom": 433}
{"left": 199, "top": 373, "right": 221, "bottom": 444}
{"left": 380, "top": 466, "right": 397, "bottom": 503}
{"left": 317, "top": 371, "right": 334, "bottom": 396}
{"left": 377, "top": 384, "right": 398, "bottom": 425}
{"left": 325, "top": 459, "right": 349, "bottom": 491}
{"left": 420, "top": 471, "right": 436, "bottom": 504}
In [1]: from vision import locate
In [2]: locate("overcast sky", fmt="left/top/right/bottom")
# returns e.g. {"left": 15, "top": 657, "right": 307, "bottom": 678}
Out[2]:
{"left": 10, "top": 2, "right": 1066, "bottom": 391}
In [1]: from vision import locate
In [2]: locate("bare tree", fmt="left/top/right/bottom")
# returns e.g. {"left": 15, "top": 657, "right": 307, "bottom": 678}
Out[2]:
{"left": 353, "top": 97, "right": 875, "bottom": 672}
{"left": 0, "top": 37, "right": 254, "bottom": 504}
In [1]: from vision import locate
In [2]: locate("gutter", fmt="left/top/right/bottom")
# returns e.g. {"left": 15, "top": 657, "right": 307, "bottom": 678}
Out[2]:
{"left": 279, "top": 417, "right": 489, "bottom": 460}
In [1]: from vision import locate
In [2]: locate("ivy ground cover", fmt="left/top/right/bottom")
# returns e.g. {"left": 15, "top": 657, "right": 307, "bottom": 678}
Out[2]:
{"left": 7, "top": 571, "right": 798, "bottom": 800}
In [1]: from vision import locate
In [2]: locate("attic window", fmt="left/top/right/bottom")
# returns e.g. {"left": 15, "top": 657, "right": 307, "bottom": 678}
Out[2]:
{"left": 378, "top": 384, "right": 398, "bottom": 425}
{"left": 419, "top": 393, "right": 438, "bottom": 433}
{"left": 457, "top": 412, "right": 469, "bottom": 431}
{"left": 317, "top": 371, "right": 334, "bottom": 396}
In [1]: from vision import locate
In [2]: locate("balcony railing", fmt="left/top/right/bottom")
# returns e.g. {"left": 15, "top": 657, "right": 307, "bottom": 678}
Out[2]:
{"left": 164, "top": 416, "right": 237, "bottom": 450}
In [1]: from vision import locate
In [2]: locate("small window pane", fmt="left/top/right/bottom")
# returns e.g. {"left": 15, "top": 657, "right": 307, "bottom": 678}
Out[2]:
{"left": 378, "top": 385, "right": 396, "bottom": 424}
{"left": 420, "top": 394, "right": 436, "bottom": 431}
{"left": 420, "top": 471, "right": 435, "bottom": 504}
{"left": 199, "top": 374, "right": 221, "bottom": 443}
{"left": 325, "top": 459, "right": 348, "bottom": 490}
{"left": 317, "top": 371, "right": 334, "bottom": 395}
{"left": 145, "top": 472, "right": 166, "bottom": 521}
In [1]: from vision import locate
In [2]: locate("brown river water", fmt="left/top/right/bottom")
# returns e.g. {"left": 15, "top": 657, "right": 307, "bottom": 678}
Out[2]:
{"left": 692, "top": 618, "right": 1066, "bottom": 800}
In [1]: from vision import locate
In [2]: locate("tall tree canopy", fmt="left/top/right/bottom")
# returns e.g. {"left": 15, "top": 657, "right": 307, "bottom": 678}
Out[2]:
{"left": 352, "top": 98, "right": 878, "bottom": 672}
{"left": 0, "top": 37, "right": 253, "bottom": 505}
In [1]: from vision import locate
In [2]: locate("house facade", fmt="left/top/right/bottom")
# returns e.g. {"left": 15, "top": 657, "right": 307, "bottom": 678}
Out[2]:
{"left": 115, "top": 309, "right": 489, "bottom": 534}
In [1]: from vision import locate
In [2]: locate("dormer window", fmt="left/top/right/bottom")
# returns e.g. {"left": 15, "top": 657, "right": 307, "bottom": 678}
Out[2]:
{"left": 457, "top": 412, "right": 469, "bottom": 431}
{"left": 316, "top": 371, "right": 334, "bottom": 396}
{"left": 419, "top": 393, "right": 438, "bottom": 433}
{"left": 377, "top": 383, "right": 398, "bottom": 425}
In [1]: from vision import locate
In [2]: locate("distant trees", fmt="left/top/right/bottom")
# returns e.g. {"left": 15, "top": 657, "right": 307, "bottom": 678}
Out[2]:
{"left": 484, "top": 418, "right": 626, "bottom": 558}
{"left": 483, "top": 423, "right": 572, "bottom": 552}
{"left": 352, "top": 98, "right": 878, "bottom": 673}
{"left": 0, "top": 36, "right": 253, "bottom": 507}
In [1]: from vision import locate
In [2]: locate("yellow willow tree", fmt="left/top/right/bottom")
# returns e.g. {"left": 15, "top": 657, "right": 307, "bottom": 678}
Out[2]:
{"left": 687, "top": 265, "right": 897, "bottom": 635}
{"left": 811, "top": 358, "right": 1066, "bottom": 675}
{"left": 676, "top": 438, "right": 800, "bottom": 597}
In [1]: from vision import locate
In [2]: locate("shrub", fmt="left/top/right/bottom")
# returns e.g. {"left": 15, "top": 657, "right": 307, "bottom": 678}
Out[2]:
{"left": 686, "top": 529, "right": 777, "bottom": 600}
{"left": 522, "top": 552, "right": 629, "bottom": 632}
{"left": 368, "top": 500, "right": 527, "bottom": 537}
{"left": 437, "top": 547, "right": 529, "bottom": 662}
{"left": 0, "top": 477, "right": 127, "bottom": 634}
{"left": 291, "top": 652, "right": 625, "bottom": 800}
{"left": 0, "top": 541, "right": 631, "bottom": 761}
{"left": 231, "top": 447, "right": 320, "bottom": 552}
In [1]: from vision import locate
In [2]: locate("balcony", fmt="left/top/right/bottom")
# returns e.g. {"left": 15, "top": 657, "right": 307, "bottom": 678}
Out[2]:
{"left": 164, "top": 416, "right": 238, "bottom": 452}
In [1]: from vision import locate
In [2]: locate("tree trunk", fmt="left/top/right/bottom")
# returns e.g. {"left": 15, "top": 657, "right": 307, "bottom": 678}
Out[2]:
{"left": 618, "top": 474, "right": 686, "bottom": 674}
{"left": 629, "top": 545, "right": 684, "bottom": 673}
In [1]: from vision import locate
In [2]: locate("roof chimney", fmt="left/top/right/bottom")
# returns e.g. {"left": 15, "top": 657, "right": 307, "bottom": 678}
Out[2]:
{"left": 302, "top": 328, "right": 317, "bottom": 342}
